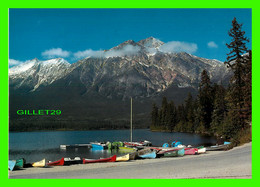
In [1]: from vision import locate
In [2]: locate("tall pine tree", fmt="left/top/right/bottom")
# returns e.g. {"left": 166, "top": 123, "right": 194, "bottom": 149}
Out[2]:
{"left": 151, "top": 103, "right": 159, "bottom": 128}
{"left": 198, "top": 70, "right": 214, "bottom": 131}
{"left": 242, "top": 50, "right": 252, "bottom": 124}
{"left": 210, "top": 84, "right": 227, "bottom": 135}
{"left": 184, "top": 93, "right": 195, "bottom": 132}
{"left": 225, "top": 17, "right": 250, "bottom": 131}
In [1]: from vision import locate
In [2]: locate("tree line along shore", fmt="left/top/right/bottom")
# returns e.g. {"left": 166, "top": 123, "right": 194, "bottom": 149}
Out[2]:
{"left": 150, "top": 18, "right": 252, "bottom": 147}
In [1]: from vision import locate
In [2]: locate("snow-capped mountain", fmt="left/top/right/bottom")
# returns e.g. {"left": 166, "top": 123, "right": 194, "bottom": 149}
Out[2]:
{"left": 9, "top": 37, "right": 230, "bottom": 96}
{"left": 9, "top": 37, "right": 231, "bottom": 130}
{"left": 9, "top": 58, "right": 71, "bottom": 91}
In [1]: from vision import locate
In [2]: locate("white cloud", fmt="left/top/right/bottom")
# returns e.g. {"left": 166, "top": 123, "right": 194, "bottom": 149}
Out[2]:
{"left": 159, "top": 41, "right": 198, "bottom": 54}
{"left": 41, "top": 48, "right": 70, "bottom": 58}
{"left": 9, "top": 59, "right": 24, "bottom": 66}
{"left": 74, "top": 49, "right": 104, "bottom": 59}
{"left": 106, "top": 45, "right": 141, "bottom": 58}
{"left": 73, "top": 44, "right": 141, "bottom": 59}
{"left": 207, "top": 41, "right": 218, "bottom": 48}
{"left": 73, "top": 41, "right": 198, "bottom": 60}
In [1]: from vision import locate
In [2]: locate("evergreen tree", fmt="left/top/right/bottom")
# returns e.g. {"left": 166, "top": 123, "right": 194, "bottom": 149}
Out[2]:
{"left": 184, "top": 93, "right": 195, "bottom": 132}
{"left": 198, "top": 70, "right": 214, "bottom": 131}
{"left": 175, "top": 104, "right": 185, "bottom": 132}
{"left": 191, "top": 98, "right": 203, "bottom": 133}
{"left": 225, "top": 17, "right": 250, "bottom": 131}
{"left": 167, "top": 101, "right": 177, "bottom": 132}
{"left": 210, "top": 84, "right": 227, "bottom": 135}
{"left": 151, "top": 103, "right": 159, "bottom": 128}
{"left": 161, "top": 96, "right": 168, "bottom": 128}
{"left": 242, "top": 50, "right": 252, "bottom": 123}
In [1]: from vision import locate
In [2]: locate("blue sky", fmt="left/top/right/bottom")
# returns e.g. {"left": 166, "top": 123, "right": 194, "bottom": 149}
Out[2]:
{"left": 9, "top": 8, "right": 252, "bottom": 66}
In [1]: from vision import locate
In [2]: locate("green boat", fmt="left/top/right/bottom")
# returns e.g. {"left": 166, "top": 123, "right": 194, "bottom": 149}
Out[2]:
{"left": 14, "top": 158, "right": 25, "bottom": 169}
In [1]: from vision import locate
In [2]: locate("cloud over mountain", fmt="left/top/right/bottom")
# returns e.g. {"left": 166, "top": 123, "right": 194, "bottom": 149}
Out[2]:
{"left": 42, "top": 48, "right": 71, "bottom": 58}
{"left": 159, "top": 41, "right": 198, "bottom": 54}
{"left": 9, "top": 59, "right": 24, "bottom": 66}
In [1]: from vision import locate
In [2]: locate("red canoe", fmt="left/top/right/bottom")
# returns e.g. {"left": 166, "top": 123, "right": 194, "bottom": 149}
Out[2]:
{"left": 83, "top": 155, "right": 117, "bottom": 164}
{"left": 47, "top": 157, "right": 64, "bottom": 166}
{"left": 184, "top": 148, "right": 198, "bottom": 155}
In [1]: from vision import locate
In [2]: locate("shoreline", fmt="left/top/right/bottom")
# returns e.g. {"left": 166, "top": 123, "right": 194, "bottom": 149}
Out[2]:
{"left": 9, "top": 142, "right": 252, "bottom": 179}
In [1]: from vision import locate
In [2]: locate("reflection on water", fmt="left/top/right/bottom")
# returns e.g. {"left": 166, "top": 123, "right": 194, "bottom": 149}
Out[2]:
{"left": 9, "top": 129, "right": 217, "bottom": 163}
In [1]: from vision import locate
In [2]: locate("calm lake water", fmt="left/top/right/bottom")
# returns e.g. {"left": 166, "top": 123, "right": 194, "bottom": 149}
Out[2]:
{"left": 9, "top": 129, "right": 216, "bottom": 163}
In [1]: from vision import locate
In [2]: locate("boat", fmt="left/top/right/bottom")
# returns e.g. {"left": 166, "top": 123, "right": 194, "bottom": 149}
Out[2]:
{"left": 177, "top": 144, "right": 186, "bottom": 148}
{"left": 91, "top": 142, "right": 107, "bottom": 150}
{"left": 47, "top": 157, "right": 64, "bottom": 166}
{"left": 107, "top": 141, "right": 124, "bottom": 150}
{"left": 64, "top": 157, "right": 83, "bottom": 165}
{"left": 14, "top": 158, "right": 25, "bottom": 169}
{"left": 140, "top": 140, "right": 152, "bottom": 146}
{"left": 162, "top": 143, "right": 169, "bottom": 148}
{"left": 83, "top": 155, "right": 116, "bottom": 164}
{"left": 163, "top": 150, "right": 178, "bottom": 157}
{"left": 184, "top": 148, "right": 198, "bottom": 155}
{"left": 206, "top": 144, "right": 230, "bottom": 151}
{"left": 8, "top": 160, "right": 16, "bottom": 171}
{"left": 129, "top": 151, "right": 138, "bottom": 160}
{"left": 116, "top": 154, "right": 130, "bottom": 161}
{"left": 157, "top": 147, "right": 179, "bottom": 154}
{"left": 118, "top": 146, "right": 136, "bottom": 152}
{"left": 177, "top": 148, "right": 185, "bottom": 156}
{"left": 171, "top": 141, "right": 182, "bottom": 147}
{"left": 137, "top": 148, "right": 154, "bottom": 155}
{"left": 124, "top": 142, "right": 143, "bottom": 147}
{"left": 124, "top": 140, "right": 152, "bottom": 148}
{"left": 197, "top": 147, "right": 206, "bottom": 154}
{"left": 224, "top": 141, "right": 231, "bottom": 145}
{"left": 138, "top": 151, "right": 157, "bottom": 159}
{"left": 32, "top": 159, "right": 46, "bottom": 167}
{"left": 148, "top": 147, "right": 162, "bottom": 151}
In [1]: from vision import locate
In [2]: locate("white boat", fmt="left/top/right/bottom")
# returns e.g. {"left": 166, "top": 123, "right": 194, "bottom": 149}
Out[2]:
{"left": 197, "top": 147, "right": 206, "bottom": 154}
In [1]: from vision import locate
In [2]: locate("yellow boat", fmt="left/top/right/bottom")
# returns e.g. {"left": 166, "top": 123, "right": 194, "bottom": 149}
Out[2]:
{"left": 32, "top": 159, "right": 46, "bottom": 167}
{"left": 116, "top": 154, "right": 130, "bottom": 162}
{"left": 118, "top": 146, "right": 136, "bottom": 152}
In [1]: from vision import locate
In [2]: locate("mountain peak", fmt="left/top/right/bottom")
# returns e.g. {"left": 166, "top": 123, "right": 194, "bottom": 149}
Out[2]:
{"left": 40, "top": 58, "right": 70, "bottom": 67}
{"left": 31, "top": 58, "right": 39, "bottom": 62}
{"left": 138, "top": 37, "right": 164, "bottom": 49}
{"left": 9, "top": 59, "right": 38, "bottom": 75}
{"left": 112, "top": 40, "right": 139, "bottom": 50}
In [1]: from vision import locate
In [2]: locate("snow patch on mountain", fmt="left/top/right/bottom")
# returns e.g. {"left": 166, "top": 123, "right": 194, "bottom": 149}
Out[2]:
{"left": 9, "top": 58, "right": 71, "bottom": 91}
{"left": 9, "top": 58, "right": 39, "bottom": 75}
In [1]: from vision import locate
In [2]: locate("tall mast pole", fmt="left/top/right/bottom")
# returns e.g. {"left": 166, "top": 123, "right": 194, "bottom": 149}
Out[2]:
{"left": 130, "top": 97, "right": 133, "bottom": 142}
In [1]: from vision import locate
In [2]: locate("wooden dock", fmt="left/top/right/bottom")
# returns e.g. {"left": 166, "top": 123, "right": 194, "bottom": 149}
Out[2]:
{"left": 60, "top": 144, "right": 92, "bottom": 150}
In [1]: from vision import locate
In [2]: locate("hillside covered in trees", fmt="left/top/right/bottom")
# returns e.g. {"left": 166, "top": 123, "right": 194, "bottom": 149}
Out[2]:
{"left": 150, "top": 18, "right": 252, "bottom": 146}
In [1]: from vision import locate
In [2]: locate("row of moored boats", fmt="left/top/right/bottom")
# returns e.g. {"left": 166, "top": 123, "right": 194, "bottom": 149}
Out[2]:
{"left": 8, "top": 140, "right": 231, "bottom": 171}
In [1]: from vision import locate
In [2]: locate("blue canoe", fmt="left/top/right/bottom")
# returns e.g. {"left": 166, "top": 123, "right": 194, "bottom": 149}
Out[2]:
{"left": 139, "top": 151, "right": 157, "bottom": 159}
{"left": 8, "top": 160, "right": 16, "bottom": 171}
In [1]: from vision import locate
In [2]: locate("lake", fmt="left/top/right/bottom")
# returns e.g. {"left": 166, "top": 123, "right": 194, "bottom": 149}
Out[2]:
{"left": 9, "top": 129, "right": 217, "bottom": 163}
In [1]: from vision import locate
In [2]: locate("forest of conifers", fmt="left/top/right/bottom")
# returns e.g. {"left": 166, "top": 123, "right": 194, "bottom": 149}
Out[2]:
{"left": 150, "top": 18, "right": 252, "bottom": 146}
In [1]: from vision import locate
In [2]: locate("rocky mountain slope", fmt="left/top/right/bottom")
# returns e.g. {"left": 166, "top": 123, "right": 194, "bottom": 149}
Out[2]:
{"left": 9, "top": 37, "right": 231, "bottom": 131}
